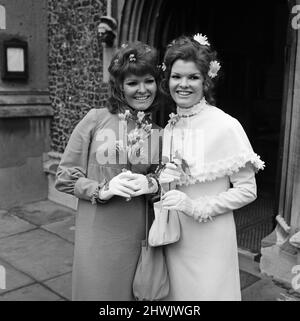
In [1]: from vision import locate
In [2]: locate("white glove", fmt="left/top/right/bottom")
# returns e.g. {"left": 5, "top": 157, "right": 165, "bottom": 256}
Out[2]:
{"left": 162, "top": 189, "right": 214, "bottom": 222}
{"left": 99, "top": 171, "right": 137, "bottom": 200}
{"left": 161, "top": 190, "right": 195, "bottom": 216}
{"left": 129, "top": 173, "right": 158, "bottom": 197}
{"left": 159, "top": 162, "right": 182, "bottom": 184}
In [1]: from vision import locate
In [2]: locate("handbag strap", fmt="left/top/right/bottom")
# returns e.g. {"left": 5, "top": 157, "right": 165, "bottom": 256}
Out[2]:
{"left": 145, "top": 132, "right": 163, "bottom": 249}
{"left": 145, "top": 195, "right": 149, "bottom": 249}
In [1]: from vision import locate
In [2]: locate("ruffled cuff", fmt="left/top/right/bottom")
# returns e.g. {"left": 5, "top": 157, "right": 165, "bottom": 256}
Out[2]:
{"left": 74, "top": 177, "right": 108, "bottom": 203}
{"left": 90, "top": 179, "right": 108, "bottom": 205}
{"left": 192, "top": 196, "right": 214, "bottom": 223}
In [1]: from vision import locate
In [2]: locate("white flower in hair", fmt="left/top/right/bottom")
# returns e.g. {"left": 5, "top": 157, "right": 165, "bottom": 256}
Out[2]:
{"left": 161, "top": 62, "right": 166, "bottom": 71}
{"left": 193, "top": 33, "right": 210, "bottom": 46}
{"left": 208, "top": 60, "right": 221, "bottom": 78}
{"left": 129, "top": 54, "right": 136, "bottom": 62}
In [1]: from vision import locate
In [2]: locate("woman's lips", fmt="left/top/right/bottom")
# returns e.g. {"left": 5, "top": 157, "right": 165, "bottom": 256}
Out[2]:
{"left": 176, "top": 91, "right": 192, "bottom": 97}
{"left": 134, "top": 95, "right": 151, "bottom": 101}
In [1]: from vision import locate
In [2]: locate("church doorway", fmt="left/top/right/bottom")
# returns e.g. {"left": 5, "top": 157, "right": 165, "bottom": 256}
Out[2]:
{"left": 119, "top": 0, "right": 290, "bottom": 253}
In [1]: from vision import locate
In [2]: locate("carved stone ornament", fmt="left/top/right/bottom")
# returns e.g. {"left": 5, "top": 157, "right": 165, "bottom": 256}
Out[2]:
{"left": 289, "top": 231, "right": 300, "bottom": 249}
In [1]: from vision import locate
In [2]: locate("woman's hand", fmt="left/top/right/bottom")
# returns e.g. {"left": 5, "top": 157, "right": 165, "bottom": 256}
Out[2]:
{"left": 128, "top": 173, "right": 158, "bottom": 196}
{"left": 99, "top": 171, "right": 138, "bottom": 200}
{"left": 159, "top": 162, "right": 182, "bottom": 184}
{"left": 161, "top": 190, "right": 195, "bottom": 216}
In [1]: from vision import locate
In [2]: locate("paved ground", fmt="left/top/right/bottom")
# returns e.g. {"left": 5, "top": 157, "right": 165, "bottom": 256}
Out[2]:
{"left": 0, "top": 200, "right": 299, "bottom": 301}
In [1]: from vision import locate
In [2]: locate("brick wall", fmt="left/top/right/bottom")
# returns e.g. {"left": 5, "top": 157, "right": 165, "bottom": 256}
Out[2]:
{"left": 48, "top": 0, "right": 109, "bottom": 152}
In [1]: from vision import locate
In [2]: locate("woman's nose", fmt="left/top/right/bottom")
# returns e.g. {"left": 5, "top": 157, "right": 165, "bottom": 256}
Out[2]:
{"left": 137, "top": 82, "right": 146, "bottom": 92}
{"left": 179, "top": 77, "right": 189, "bottom": 87}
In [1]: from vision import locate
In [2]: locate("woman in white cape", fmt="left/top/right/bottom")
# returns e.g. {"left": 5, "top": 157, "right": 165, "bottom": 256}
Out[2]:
{"left": 159, "top": 34, "right": 265, "bottom": 301}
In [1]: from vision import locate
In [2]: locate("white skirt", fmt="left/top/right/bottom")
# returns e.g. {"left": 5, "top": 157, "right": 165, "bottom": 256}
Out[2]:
{"left": 164, "top": 177, "right": 241, "bottom": 301}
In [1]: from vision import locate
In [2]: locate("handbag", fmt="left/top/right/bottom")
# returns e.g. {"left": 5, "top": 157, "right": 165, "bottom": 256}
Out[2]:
{"left": 148, "top": 130, "right": 181, "bottom": 247}
{"left": 148, "top": 199, "right": 181, "bottom": 247}
{"left": 132, "top": 196, "right": 169, "bottom": 301}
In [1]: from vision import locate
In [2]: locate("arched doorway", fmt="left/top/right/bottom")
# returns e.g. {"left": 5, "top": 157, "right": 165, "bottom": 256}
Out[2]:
{"left": 119, "top": 0, "right": 290, "bottom": 253}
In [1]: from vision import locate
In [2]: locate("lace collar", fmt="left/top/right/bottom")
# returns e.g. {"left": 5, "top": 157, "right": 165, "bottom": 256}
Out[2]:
{"left": 177, "top": 97, "right": 208, "bottom": 118}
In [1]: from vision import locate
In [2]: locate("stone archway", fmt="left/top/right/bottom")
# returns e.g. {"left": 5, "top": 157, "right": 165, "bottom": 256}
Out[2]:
{"left": 118, "top": 0, "right": 164, "bottom": 46}
{"left": 118, "top": 0, "right": 212, "bottom": 56}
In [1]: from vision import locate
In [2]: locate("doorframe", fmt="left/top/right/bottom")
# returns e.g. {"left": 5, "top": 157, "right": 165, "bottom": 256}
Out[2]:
{"left": 117, "top": 0, "right": 298, "bottom": 228}
{"left": 276, "top": 0, "right": 299, "bottom": 227}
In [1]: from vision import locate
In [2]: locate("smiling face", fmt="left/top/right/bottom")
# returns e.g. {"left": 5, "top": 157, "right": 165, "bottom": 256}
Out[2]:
{"left": 122, "top": 74, "right": 157, "bottom": 111}
{"left": 169, "top": 59, "right": 204, "bottom": 108}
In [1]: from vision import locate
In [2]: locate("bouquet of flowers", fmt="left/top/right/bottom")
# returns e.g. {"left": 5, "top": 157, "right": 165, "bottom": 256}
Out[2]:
{"left": 117, "top": 110, "right": 153, "bottom": 164}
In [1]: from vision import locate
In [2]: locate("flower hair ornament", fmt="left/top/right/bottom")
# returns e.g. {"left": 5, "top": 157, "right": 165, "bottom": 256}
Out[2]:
{"left": 129, "top": 54, "right": 136, "bottom": 62}
{"left": 193, "top": 33, "right": 221, "bottom": 78}
{"left": 193, "top": 33, "right": 210, "bottom": 46}
{"left": 208, "top": 60, "right": 221, "bottom": 78}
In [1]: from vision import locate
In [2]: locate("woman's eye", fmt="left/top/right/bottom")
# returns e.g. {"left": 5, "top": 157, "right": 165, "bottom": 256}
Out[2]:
{"left": 171, "top": 75, "right": 180, "bottom": 79}
{"left": 145, "top": 79, "right": 155, "bottom": 84}
{"left": 126, "top": 82, "right": 137, "bottom": 86}
{"left": 190, "top": 76, "right": 200, "bottom": 80}
{"left": 145, "top": 79, "right": 155, "bottom": 85}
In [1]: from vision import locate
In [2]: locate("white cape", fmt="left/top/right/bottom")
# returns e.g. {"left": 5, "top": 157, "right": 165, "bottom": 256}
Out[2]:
{"left": 162, "top": 105, "right": 264, "bottom": 185}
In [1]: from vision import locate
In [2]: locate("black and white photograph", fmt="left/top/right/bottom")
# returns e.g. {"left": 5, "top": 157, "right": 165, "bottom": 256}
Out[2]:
{"left": 0, "top": 0, "right": 299, "bottom": 307}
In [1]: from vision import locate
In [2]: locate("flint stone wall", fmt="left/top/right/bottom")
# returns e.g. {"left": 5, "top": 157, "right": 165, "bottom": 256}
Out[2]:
{"left": 48, "top": 0, "right": 109, "bottom": 152}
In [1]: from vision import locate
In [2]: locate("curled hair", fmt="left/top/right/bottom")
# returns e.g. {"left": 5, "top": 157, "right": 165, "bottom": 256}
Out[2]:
{"left": 108, "top": 42, "right": 161, "bottom": 114}
{"left": 161, "top": 35, "right": 219, "bottom": 106}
